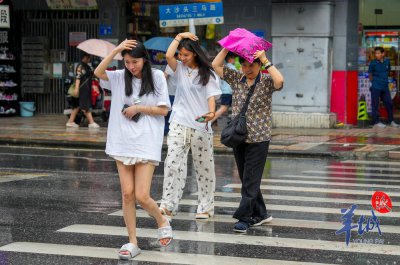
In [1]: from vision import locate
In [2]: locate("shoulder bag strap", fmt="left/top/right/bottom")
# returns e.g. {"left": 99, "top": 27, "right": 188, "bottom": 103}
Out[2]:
{"left": 238, "top": 83, "right": 257, "bottom": 116}
{"left": 78, "top": 78, "right": 89, "bottom": 89}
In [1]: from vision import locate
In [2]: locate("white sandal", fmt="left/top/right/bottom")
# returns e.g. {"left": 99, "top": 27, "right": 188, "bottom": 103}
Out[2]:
{"left": 158, "top": 218, "right": 173, "bottom": 247}
{"left": 195, "top": 212, "right": 211, "bottom": 219}
{"left": 118, "top": 243, "right": 141, "bottom": 260}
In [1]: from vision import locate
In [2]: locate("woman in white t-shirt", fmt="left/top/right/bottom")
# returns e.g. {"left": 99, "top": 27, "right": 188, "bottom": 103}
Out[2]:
{"left": 159, "top": 32, "right": 221, "bottom": 220}
{"left": 94, "top": 40, "right": 172, "bottom": 260}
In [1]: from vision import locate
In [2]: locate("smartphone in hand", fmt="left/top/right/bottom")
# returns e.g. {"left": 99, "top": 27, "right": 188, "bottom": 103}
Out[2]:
{"left": 195, "top": 116, "right": 206, "bottom": 123}
{"left": 122, "top": 104, "right": 141, "bottom": 122}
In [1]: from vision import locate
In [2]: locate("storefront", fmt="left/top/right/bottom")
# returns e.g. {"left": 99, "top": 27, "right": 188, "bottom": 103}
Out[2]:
{"left": 358, "top": 0, "right": 400, "bottom": 117}
{"left": 10, "top": 0, "right": 394, "bottom": 128}
{"left": 0, "top": 0, "right": 18, "bottom": 117}
{"left": 8, "top": 0, "right": 225, "bottom": 115}
{"left": 126, "top": 0, "right": 224, "bottom": 58}
{"left": 10, "top": 0, "right": 102, "bottom": 114}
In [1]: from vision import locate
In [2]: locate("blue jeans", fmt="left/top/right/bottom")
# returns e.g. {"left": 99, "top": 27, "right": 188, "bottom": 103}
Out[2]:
{"left": 370, "top": 88, "right": 394, "bottom": 124}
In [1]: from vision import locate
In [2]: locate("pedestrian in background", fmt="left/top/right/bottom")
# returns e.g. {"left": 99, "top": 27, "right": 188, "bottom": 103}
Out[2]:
{"left": 159, "top": 32, "right": 221, "bottom": 220}
{"left": 66, "top": 51, "right": 100, "bottom": 128}
{"left": 369, "top": 46, "right": 399, "bottom": 128}
{"left": 94, "top": 39, "right": 172, "bottom": 259}
{"left": 211, "top": 51, "right": 236, "bottom": 123}
{"left": 212, "top": 47, "right": 284, "bottom": 233}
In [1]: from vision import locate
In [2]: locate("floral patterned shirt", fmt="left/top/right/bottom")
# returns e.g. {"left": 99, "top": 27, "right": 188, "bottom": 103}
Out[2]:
{"left": 223, "top": 66, "right": 282, "bottom": 143}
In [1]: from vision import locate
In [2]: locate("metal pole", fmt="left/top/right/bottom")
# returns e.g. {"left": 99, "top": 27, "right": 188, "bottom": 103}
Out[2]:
{"left": 189, "top": 18, "right": 196, "bottom": 34}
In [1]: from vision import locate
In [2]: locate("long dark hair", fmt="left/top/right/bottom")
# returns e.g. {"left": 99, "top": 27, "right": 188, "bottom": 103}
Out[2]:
{"left": 121, "top": 42, "right": 155, "bottom": 97}
{"left": 178, "top": 39, "right": 216, "bottom": 86}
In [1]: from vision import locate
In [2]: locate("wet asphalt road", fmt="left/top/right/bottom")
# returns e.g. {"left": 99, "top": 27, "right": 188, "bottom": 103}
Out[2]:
{"left": 0, "top": 145, "right": 399, "bottom": 265}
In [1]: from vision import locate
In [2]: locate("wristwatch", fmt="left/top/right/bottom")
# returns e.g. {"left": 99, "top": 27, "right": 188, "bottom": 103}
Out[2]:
{"left": 264, "top": 61, "right": 273, "bottom": 69}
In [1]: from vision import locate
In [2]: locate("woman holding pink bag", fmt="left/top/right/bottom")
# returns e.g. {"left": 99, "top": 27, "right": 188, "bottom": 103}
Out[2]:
{"left": 212, "top": 28, "right": 284, "bottom": 233}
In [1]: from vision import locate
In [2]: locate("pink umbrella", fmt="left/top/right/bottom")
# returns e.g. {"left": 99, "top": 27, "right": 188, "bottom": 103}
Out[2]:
{"left": 77, "top": 39, "right": 123, "bottom": 60}
{"left": 218, "top": 28, "right": 272, "bottom": 63}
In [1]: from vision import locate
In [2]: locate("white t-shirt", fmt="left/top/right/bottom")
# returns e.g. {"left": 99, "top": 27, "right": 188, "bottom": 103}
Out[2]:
{"left": 164, "top": 65, "right": 176, "bottom": 96}
{"left": 99, "top": 79, "right": 110, "bottom": 90}
{"left": 169, "top": 61, "right": 221, "bottom": 132}
{"left": 105, "top": 69, "right": 171, "bottom": 162}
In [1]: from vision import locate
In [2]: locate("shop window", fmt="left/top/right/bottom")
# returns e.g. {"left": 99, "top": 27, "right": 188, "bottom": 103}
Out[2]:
{"left": 126, "top": 0, "right": 222, "bottom": 56}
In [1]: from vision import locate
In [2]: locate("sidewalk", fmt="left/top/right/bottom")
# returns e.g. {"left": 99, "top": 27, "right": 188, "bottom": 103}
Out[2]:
{"left": 1, "top": 114, "right": 400, "bottom": 160}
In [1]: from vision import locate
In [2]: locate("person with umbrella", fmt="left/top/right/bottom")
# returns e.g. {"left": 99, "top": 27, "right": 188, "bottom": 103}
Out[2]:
{"left": 94, "top": 39, "right": 172, "bottom": 259}
{"left": 66, "top": 51, "right": 100, "bottom": 128}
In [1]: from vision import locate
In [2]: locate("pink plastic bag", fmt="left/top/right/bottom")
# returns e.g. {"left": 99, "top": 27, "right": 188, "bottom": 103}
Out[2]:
{"left": 218, "top": 28, "right": 272, "bottom": 63}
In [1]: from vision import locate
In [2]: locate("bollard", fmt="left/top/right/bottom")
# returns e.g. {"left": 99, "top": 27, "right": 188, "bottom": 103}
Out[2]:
{"left": 357, "top": 94, "right": 369, "bottom": 128}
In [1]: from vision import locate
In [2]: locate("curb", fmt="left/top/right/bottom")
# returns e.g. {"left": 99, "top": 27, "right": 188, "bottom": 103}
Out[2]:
{"left": 0, "top": 138, "right": 340, "bottom": 158}
{"left": 0, "top": 139, "right": 105, "bottom": 149}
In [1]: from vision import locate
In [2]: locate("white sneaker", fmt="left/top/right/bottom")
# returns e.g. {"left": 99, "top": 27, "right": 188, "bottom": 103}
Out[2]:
{"left": 88, "top": 122, "right": 100, "bottom": 128}
{"left": 390, "top": 121, "right": 400, "bottom": 128}
{"left": 374, "top": 122, "right": 386, "bottom": 128}
{"left": 66, "top": 122, "right": 79, "bottom": 128}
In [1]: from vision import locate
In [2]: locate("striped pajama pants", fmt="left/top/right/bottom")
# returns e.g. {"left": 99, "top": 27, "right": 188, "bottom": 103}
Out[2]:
{"left": 160, "top": 122, "right": 215, "bottom": 216}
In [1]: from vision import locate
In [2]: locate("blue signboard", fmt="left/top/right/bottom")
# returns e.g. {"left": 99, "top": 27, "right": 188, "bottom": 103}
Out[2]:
{"left": 159, "top": 2, "right": 224, "bottom": 28}
{"left": 251, "top": 30, "right": 265, "bottom": 39}
{"left": 99, "top": 25, "right": 112, "bottom": 36}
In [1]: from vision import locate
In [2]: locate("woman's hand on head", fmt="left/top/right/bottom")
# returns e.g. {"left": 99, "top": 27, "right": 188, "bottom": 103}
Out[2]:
{"left": 114, "top": 39, "right": 137, "bottom": 54}
{"left": 253, "top": 50, "right": 268, "bottom": 63}
{"left": 179, "top": 32, "right": 198, "bottom": 41}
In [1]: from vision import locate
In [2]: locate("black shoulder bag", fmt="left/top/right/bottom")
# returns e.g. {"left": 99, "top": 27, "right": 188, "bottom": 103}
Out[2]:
{"left": 220, "top": 84, "right": 256, "bottom": 148}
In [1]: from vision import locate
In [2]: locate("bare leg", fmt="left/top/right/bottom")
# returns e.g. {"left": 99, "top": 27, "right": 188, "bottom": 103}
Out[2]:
{"left": 116, "top": 161, "right": 138, "bottom": 246}
{"left": 82, "top": 110, "right": 95, "bottom": 124}
{"left": 67, "top": 108, "right": 80, "bottom": 123}
{"left": 135, "top": 163, "right": 171, "bottom": 245}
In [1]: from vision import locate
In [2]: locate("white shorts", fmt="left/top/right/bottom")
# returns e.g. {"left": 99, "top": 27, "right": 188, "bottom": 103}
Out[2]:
{"left": 111, "top": 155, "right": 159, "bottom": 166}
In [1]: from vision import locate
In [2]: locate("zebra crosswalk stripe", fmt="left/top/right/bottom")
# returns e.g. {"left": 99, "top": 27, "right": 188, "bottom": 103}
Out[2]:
{"left": 187, "top": 198, "right": 399, "bottom": 217}
{"left": 0, "top": 173, "right": 50, "bottom": 183}
{"left": 259, "top": 178, "right": 400, "bottom": 189}
{"left": 57, "top": 224, "right": 400, "bottom": 255}
{"left": 0, "top": 242, "right": 325, "bottom": 265}
{"left": 109, "top": 209, "right": 400, "bottom": 234}
{"left": 197, "top": 191, "right": 395, "bottom": 206}
{"left": 342, "top": 160, "right": 400, "bottom": 167}
{"left": 223, "top": 183, "right": 400, "bottom": 197}
{"left": 203, "top": 192, "right": 376, "bottom": 205}
{"left": 304, "top": 170, "right": 400, "bottom": 178}
{"left": 269, "top": 174, "right": 400, "bottom": 183}
{"left": 326, "top": 165, "right": 400, "bottom": 173}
